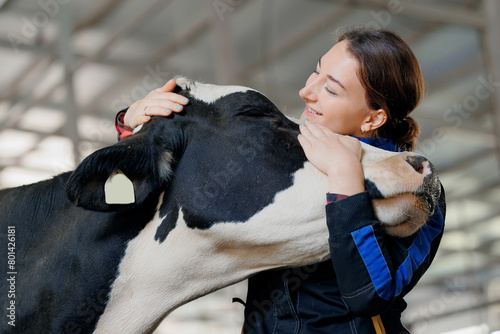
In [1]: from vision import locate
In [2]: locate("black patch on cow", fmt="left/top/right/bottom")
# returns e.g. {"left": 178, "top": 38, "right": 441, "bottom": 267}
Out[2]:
{"left": 152, "top": 90, "right": 306, "bottom": 242}
{"left": 154, "top": 183, "right": 180, "bottom": 242}
{"left": 155, "top": 206, "right": 180, "bottom": 241}
{"left": 417, "top": 173, "right": 441, "bottom": 214}
{"left": 365, "top": 179, "right": 384, "bottom": 199}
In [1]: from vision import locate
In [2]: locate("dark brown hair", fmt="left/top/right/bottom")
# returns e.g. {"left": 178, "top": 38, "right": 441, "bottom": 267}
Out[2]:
{"left": 337, "top": 27, "right": 424, "bottom": 151}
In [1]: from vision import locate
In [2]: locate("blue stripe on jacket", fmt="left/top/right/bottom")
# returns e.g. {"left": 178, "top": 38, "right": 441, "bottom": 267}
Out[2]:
{"left": 351, "top": 202, "right": 444, "bottom": 300}
{"left": 350, "top": 135, "right": 444, "bottom": 301}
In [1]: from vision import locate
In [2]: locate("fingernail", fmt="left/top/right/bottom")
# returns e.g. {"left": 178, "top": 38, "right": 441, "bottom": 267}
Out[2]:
{"left": 144, "top": 116, "right": 150, "bottom": 120}
{"left": 298, "top": 134, "right": 302, "bottom": 137}
{"left": 182, "top": 98, "right": 189, "bottom": 103}
{"left": 303, "top": 118, "right": 309, "bottom": 122}
{"left": 313, "top": 121, "right": 317, "bottom": 124}
{"left": 300, "top": 123, "right": 305, "bottom": 126}
{"left": 165, "top": 109, "right": 171, "bottom": 114}
{"left": 176, "top": 105, "right": 182, "bottom": 110}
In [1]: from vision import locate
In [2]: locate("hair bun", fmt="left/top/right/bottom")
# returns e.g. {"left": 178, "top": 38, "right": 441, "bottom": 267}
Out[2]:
{"left": 397, "top": 116, "right": 420, "bottom": 151}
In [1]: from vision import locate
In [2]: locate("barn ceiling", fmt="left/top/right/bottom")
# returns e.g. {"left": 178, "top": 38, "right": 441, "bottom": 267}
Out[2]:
{"left": 0, "top": 0, "right": 499, "bottom": 333}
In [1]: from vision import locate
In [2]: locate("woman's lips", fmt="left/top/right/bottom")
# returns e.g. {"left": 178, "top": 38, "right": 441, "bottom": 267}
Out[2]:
{"left": 305, "top": 106, "right": 322, "bottom": 116}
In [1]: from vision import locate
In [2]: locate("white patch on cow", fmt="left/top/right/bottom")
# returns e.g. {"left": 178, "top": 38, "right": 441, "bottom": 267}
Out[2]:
{"left": 175, "top": 76, "right": 259, "bottom": 104}
{"left": 133, "top": 124, "right": 143, "bottom": 135}
{"left": 372, "top": 194, "right": 429, "bottom": 237}
{"left": 157, "top": 151, "right": 174, "bottom": 180}
{"left": 286, "top": 115, "right": 301, "bottom": 124}
{"left": 94, "top": 162, "right": 330, "bottom": 333}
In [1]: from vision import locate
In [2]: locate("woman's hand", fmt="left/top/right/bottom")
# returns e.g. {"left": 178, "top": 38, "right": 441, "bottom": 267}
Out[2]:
{"left": 124, "top": 79, "right": 189, "bottom": 129}
{"left": 297, "top": 120, "right": 365, "bottom": 196}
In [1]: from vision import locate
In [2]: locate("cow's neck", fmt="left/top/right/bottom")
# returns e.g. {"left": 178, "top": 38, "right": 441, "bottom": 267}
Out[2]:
{"left": 94, "top": 162, "right": 330, "bottom": 333}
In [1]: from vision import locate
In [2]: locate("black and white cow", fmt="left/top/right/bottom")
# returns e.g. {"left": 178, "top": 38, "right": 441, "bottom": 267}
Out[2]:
{"left": 0, "top": 78, "right": 440, "bottom": 334}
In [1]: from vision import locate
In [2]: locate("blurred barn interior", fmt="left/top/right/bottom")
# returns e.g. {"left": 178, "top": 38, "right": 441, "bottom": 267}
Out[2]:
{"left": 0, "top": 0, "right": 499, "bottom": 333}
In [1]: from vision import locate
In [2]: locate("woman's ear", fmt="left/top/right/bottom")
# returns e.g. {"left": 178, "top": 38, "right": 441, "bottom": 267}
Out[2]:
{"left": 363, "top": 109, "right": 388, "bottom": 132}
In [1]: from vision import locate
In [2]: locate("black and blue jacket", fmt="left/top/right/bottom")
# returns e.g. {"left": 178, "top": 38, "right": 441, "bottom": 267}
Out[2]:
{"left": 242, "top": 137, "right": 446, "bottom": 334}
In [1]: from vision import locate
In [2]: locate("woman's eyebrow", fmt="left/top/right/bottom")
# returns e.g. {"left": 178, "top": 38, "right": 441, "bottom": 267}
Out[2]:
{"left": 318, "top": 56, "right": 346, "bottom": 90}
{"left": 327, "top": 75, "right": 346, "bottom": 90}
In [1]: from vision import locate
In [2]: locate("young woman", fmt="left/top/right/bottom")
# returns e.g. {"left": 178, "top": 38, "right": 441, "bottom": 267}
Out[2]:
{"left": 116, "top": 27, "right": 446, "bottom": 334}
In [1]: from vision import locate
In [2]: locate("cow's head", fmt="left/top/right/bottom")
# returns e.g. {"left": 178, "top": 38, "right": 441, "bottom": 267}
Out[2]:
{"left": 66, "top": 77, "right": 440, "bottom": 238}
{"left": 360, "top": 143, "right": 441, "bottom": 236}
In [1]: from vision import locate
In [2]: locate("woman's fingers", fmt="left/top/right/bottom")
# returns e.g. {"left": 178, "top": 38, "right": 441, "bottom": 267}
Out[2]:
{"left": 300, "top": 119, "right": 337, "bottom": 143}
{"left": 143, "top": 95, "right": 190, "bottom": 116}
{"left": 312, "top": 121, "right": 338, "bottom": 137}
{"left": 152, "top": 79, "right": 189, "bottom": 113}
{"left": 124, "top": 79, "right": 191, "bottom": 128}
{"left": 297, "top": 119, "right": 362, "bottom": 174}
{"left": 156, "top": 78, "right": 176, "bottom": 93}
{"left": 302, "top": 120, "right": 325, "bottom": 138}
{"left": 298, "top": 121, "right": 321, "bottom": 152}
{"left": 297, "top": 129, "right": 311, "bottom": 149}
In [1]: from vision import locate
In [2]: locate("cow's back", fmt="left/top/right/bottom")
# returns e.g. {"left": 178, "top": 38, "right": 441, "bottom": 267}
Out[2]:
{"left": 0, "top": 173, "right": 157, "bottom": 333}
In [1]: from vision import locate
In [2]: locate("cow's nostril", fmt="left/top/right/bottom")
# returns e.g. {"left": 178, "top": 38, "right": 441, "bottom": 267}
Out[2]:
{"left": 406, "top": 156, "right": 432, "bottom": 176}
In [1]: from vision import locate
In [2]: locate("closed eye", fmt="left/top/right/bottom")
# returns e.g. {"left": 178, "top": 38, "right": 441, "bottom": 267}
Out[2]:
{"left": 314, "top": 68, "right": 336, "bottom": 96}
{"left": 325, "top": 85, "right": 337, "bottom": 96}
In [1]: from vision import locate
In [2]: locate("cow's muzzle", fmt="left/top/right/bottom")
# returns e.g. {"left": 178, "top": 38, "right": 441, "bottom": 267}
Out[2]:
{"left": 406, "top": 155, "right": 441, "bottom": 215}
{"left": 368, "top": 153, "right": 442, "bottom": 237}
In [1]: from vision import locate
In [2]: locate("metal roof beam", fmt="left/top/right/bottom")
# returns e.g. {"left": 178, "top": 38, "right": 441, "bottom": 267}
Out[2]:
{"left": 447, "top": 178, "right": 500, "bottom": 202}
{"left": 74, "top": 0, "right": 128, "bottom": 31}
{"left": 0, "top": 55, "right": 56, "bottom": 101}
{"left": 81, "top": 15, "right": 213, "bottom": 116}
{"left": 58, "top": 3, "right": 80, "bottom": 164}
{"left": 483, "top": 0, "right": 500, "bottom": 169}
{"left": 354, "top": 0, "right": 484, "bottom": 29}
{"left": 417, "top": 257, "right": 500, "bottom": 288}
{"left": 0, "top": 0, "right": 126, "bottom": 102}
{"left": 238, "top": 5, "right": 353, "bottom": 78}
{"left": 0, "top": 40, "right": 153, "bottom": 76}
{"left": 443, "top": 209, "right": 500, "bottom": 235}
{"left": 407, "top": 299, "right": 500, "bottom": 327}
{"left": 0, "top": 0, "right": 173, "bottom": 132}
{"left": 435, "top": 147, "right": 495, "bottom": 174}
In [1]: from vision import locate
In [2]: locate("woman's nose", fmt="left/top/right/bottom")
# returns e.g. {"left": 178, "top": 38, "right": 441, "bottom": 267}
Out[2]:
{"left": 299, "top": 84, "right": 312, "bottom": 100}
{"left": 299, "top": 76, "right": 318, "bottom": 101}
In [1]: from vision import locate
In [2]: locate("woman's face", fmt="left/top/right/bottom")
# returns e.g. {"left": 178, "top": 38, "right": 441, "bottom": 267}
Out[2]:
{"left": 299, "top": 40, "right": 374, "bottom": 136}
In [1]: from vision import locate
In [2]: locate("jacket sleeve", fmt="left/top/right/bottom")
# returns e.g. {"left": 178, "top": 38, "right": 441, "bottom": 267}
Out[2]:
{"left": 327, "top": 186, "right": 446, "bottom": 316}
{"left": 115, "top": 108, "right": 133, "bottom": 141}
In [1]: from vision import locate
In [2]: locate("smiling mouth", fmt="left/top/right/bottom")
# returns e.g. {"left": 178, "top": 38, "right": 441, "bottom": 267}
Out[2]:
{"left": 307, "top": 106, "right": 322, "bottom": 116}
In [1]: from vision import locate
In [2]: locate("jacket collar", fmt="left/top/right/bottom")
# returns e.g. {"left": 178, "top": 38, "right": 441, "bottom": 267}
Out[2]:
{"left": 354, "top": 136, "right": 400, "bottom": 152}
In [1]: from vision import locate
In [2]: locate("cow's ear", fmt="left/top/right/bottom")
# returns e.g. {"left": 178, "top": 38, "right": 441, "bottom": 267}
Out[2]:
{"left": 65, "top": 133, "right": 173, "bottom": 212}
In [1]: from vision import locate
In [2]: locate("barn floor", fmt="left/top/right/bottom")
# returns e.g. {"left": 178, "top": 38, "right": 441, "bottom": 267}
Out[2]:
{"left": 154, "top": 280, "right": 248, "bottom": 334}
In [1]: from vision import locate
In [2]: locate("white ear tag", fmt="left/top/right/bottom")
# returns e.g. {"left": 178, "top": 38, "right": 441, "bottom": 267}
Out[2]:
{"left": 104, "top": 170, "right": 135, "bottom": 205}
